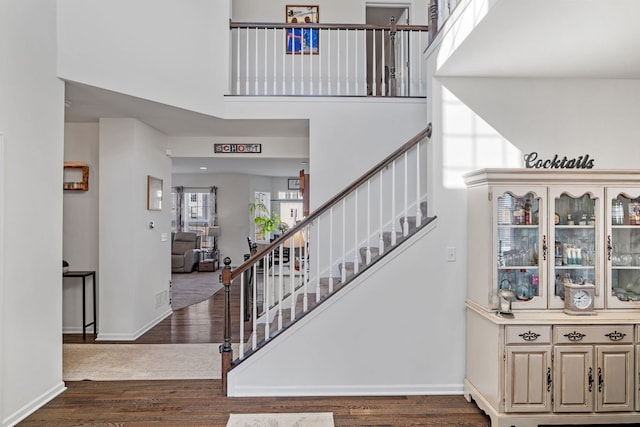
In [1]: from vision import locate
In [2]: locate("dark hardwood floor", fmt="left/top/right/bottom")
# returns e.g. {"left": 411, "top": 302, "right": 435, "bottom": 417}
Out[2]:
{"left": 26, "top": 276, "right": 491, "bottom": 426}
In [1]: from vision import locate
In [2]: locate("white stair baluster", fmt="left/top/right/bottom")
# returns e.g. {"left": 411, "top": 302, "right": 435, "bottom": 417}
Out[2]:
{"left": 252, "top": 263, "right": 258, "bottom": 350}
{"left": 254, "top": 27, "right": 259, "bottom": 94}
{"left": 403, "top": 152, "right": 409, "bottom": 236}
{"left": 372, "top": 29, "right": 377, "bottom": 96}
{"left": 318, "top": 27, "right": 323, "bottom": 95}
{"left": 302, "top": 225, "right": 308, "bottom": 311}
{"left": 273, "top": 27, "right": 277, "bottom": 95}
{"left": 341, "top": 198, "right": 346, "bottom": 283}
{"left": 289, "top": 237, "right": 295, "bottom": 321}
{"left": 300, "top": 38, "right": 304, "bottom": 94}
{"left": 315, "top": 220, "right": 321, "bottom": 302}
{"left": 381, "top": 30, "right": 386, "bottom": 96}
{"left": 239, "top": 273, "right": 245, "bottom": 359}
{"left": 345, "top": 29, "right": 349, "bottom": 95}
{"left": 353, "top": 189, "right": 359, "bottom": 274}
{"left": 278, "top": 245, "right": 283, "bottom": 330}
{"left": 416, "top": 143, "right": 422, "bottom": 227}
{"left": 379, "top": 170, "right": 384, "bottom": 254}
{"left": 263, "top": 27, "right": 268, "bottom": 94}
{"left": 391, "top": 161, "right": 397, "bottom": 245}
{"left": 235, "top": 28, "right": 240, "bottom": 94}
{"left": 354, "top": 29, "right": 358, "bottom": 95}
{"left": 366, "top": 180, "right": 371, "bottom": 264}
{"left": 264, "top": 253, "right": 270, "bottom": 340}
{"left": 326, "top": 29, "right": 331, "bottom": 95}
{"left": 291, "top": 32, "right": 295, "bottom": 94}
{"left": 400, "top": 30, "right": 405, "bottom": 96}
{"left": 245, "top": 27, "right": 250, "bottom": 94}
{"left": 329, "top": 207, "right": 334, "bottom": 292}
{"left": 282, "top": 27, "right": 286, "bottom": 94}
{"left": 337, "top": 30, "right": 341, "bottom": 95}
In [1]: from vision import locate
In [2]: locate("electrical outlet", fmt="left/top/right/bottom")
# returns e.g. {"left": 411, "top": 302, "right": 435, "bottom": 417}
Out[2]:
{"left": 447, "top": 247, "right": 456, "bottom": 262}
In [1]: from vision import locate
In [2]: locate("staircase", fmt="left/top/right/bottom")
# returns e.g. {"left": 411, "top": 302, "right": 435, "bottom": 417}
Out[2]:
{"left": 219, "top": 126, "right": 434, "bottom": 395}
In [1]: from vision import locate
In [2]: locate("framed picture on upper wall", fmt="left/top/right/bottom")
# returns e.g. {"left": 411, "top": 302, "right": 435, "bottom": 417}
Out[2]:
{"left": 288, "top": 178, "right": 301, "bottom": 190}
{"left": 286, "top": 5, "right": 319, "bottom": 54}
{"left": 147, "top": 175, "right": 163, "bottom": 211}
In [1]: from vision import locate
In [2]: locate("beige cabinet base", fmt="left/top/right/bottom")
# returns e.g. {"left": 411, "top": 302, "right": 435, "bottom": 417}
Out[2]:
{"left": 465, "top": 379, "right": 640, "bottom": 427}
{"left": 465, "top": 303, "right": 640, "bottom": 426}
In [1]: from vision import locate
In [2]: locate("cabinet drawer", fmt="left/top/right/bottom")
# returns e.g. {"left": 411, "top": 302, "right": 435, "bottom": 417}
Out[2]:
{"left": 506, "top": 326, "right": 551, "bottom": 344}
{"left": 554, "top": 325, "right": 633, "bottom": 344}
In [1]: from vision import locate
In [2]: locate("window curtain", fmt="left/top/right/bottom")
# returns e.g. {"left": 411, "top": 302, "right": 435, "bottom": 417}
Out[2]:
{"left": 209, "top": 186, "right": 218, "bottom": 227}
{"left": 175, "top": 186, "right": 184, "bottom": 232}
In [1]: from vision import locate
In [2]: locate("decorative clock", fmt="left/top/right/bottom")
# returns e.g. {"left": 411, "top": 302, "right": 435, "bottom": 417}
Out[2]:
{"left": 563, "top": 282, "right": 596, "bottom": 315}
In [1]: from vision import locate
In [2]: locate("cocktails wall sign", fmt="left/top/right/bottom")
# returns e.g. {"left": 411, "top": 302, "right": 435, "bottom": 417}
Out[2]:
{"left": 523, "top": 152, "right": 595, "bottom": 169}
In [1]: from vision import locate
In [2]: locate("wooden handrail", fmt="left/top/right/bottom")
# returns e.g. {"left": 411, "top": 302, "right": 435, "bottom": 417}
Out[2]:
{"left": 230, "top": 124, "right": 431, "bottom": 280}
{"left": 230, "top": 21, "right": 428, "bottom": 32}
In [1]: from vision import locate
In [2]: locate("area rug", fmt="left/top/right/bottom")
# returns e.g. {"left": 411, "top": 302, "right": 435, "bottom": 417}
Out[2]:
{"left": 63, "top": 343, "right": 237, "bottom": 381}
{"left": 226, "top": 412, "right": 334, "bottom": 427}
{"left": 171, "top": 270, "right": 223, "bottom": 310}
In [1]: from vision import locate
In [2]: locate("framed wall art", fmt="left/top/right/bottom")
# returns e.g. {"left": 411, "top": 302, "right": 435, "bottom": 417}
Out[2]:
{"left": 288, "top": 178, "right": 301, "bottom": 190}
{"left": 147, "top": 175, "right": 163, "bottom": 211}
{"left": 286, "top": 5, "right": 319, "bottom": 54}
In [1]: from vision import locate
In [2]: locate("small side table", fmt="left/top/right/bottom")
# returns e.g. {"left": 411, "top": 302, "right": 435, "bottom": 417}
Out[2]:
{"left": 63, "top": 270, "right": 97, "bottom": 340}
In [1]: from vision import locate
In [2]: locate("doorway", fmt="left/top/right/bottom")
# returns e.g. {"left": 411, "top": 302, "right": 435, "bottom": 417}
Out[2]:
{"left": 366, "top": 4, "right": 409, "bottom": 96}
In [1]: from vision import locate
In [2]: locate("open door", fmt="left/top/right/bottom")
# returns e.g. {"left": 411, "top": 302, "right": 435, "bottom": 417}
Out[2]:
{"left": 300, "top": 169, "right": 310, "bottom": 217}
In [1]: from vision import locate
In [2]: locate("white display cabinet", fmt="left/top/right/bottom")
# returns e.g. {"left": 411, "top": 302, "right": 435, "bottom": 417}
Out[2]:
{"left": 463, "top": 169, "right": 640, "bottom": 427}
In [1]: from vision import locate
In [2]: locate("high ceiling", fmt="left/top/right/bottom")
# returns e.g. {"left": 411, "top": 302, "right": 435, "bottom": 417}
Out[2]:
{"left": 436, "top": 0, "right": 640, "bottom": 79}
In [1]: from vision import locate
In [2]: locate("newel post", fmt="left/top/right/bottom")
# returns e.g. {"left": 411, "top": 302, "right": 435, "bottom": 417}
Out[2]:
{"left": 219, "top": 257, "right": 233, "bottom": 396}
{"left": 428, "top": 0, "right": 438, "bottom": 44}
{"left": 388, "top": 16, "right": 397, "bottom": 97}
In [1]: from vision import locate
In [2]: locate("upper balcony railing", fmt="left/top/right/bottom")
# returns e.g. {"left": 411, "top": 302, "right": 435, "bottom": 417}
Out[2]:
{"left": 229, "top": 21, "right": 428, "bottom": 97}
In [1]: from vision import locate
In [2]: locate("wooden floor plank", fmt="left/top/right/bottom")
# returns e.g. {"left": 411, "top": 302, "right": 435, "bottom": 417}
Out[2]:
{"left": 44, "top": 277, "right": 492, "bottom": 426}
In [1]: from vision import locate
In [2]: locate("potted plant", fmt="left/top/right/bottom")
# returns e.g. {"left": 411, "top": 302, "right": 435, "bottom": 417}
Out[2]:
{"left": 249, "top": 198, "right": 288, "bottom": 241}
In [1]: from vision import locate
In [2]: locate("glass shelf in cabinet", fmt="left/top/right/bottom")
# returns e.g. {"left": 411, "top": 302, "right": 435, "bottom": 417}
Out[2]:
{"left": 555, "top": 225, "right": 595, "bottom": 229}
{"left": 555, "top": 265, "right": 595, "bottom": 269}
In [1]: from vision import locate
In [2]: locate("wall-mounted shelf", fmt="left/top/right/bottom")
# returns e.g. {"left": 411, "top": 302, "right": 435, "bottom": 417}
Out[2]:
{"left": 63, "top": 162, "right": 89, "bottom": 191}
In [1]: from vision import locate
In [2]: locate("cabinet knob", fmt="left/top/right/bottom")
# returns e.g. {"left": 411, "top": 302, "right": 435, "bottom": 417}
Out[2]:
{"left": 546, "top": 367, "right": 552, "bottom": 392}
{"left": 542, "top": 235, "right": 548, "bottom": 261}
{"left": 588, "top": 367, "right": 594, "bottom": 392}
{"left": 607, "top": 235, "right": 613, "bottom": 261}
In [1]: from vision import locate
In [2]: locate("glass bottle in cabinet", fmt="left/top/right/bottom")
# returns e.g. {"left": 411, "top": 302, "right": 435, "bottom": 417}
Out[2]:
{"left": 495, "top": 190, "right": 545, "bottom": 309}
{"left": 606, "top": 189, "right": 640, "bottom": 308}
{"left": 548, "top": 189, "right": 603, "bottom": 309}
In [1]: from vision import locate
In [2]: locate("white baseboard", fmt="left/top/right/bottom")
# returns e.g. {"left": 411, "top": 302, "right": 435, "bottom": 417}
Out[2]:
{"left": 96, "top": 308, "right": 172, "bottom": 341}
{"left": 2, "top": 381, "right": 66, "bottom": 427}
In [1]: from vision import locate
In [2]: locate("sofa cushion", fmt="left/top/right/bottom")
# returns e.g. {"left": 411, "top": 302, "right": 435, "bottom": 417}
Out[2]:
{"left": 172, "top": 241, "right": 195, "bottom": 255}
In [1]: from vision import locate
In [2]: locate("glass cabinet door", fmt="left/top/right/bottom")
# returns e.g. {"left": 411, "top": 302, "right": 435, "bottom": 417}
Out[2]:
{"left": 606, "top": 188, "right": 640, "bottom": 309}
{"left": 495, "top": 188, "right": 546, "bottom": 310}
{"left": 548, "top": 188, "right": 603, "bottom": 309}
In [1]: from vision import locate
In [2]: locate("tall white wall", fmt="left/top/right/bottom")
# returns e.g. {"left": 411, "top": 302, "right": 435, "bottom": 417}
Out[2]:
{"left": 223, "top": 98, "right": 427, "bottom": 208}
{"left": 57, "top": 0, "right": 231, "bottom": 117}
{"left": 63, "top": 123, "right": 99, "bottom": 333}
{"left": 0, "top": 1, "right": 65, "bottom": 425}
{"left": 98, "top": 119, "right": 172, "bottom": 340}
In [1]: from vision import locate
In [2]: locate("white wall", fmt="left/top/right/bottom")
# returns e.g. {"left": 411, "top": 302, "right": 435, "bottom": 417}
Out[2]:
{"left": 223, "top": 97, "right": 427, "bottom": 208}
{"left": 0, "top": 1, "right": 66, "bottom": 425}
{"left": 232, "top": 0, "right": 429, "bottom": 24}
{"left": 230, "top": 224, "right": 463, "bottom": 396}
{"left": 98, "top": 119, "right": 172, "bottom": 340}
{"left": 57, "top": 0, "right": 231, "bottom": 117}
{"left": 63, "top": 123, "right": 100, "bottom": 333}
{"left": 438, "top": 77, "right": 640, "bottom": 168}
